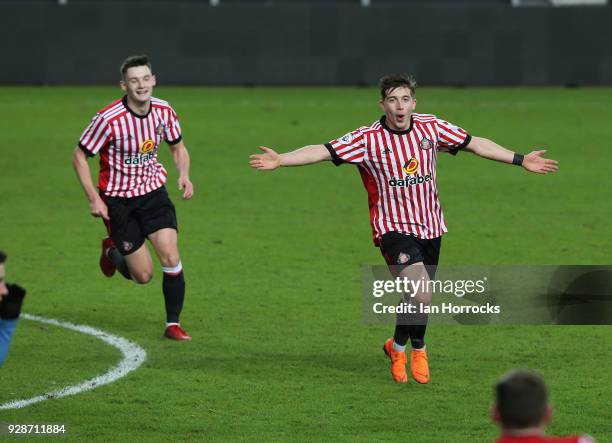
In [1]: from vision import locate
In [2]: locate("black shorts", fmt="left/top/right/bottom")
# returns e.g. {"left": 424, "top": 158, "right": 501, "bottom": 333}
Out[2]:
{"left": 379, "top": 231, "right": 442, "bottom": 277}
{"left": 102, "top": 186, "right": 177, "bottom": 256}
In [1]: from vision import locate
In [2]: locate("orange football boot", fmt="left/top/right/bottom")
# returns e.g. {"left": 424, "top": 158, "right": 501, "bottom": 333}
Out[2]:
{"left": 410, "top": 348, "right": 430, "bottom": 384}
{"left": 383, "top": 338, "right": 408, "bottom": 383}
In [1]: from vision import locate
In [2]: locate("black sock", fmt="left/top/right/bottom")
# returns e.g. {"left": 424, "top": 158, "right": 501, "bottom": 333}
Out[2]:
{"left": 393, "top": 323, "right": 411, "bottom": 347}
{"left": 163, "top": 271, "right": 185, "bottom": 323}
{"left": 393, "top": 296, "right": 412, "bottom": 346}
{"left": 108, "top": 247, "right": 131, "bottom": 280}
{"left": 394, "top": 301, "right": 428, "bottom": 348}
{"left": 408, "top": 324, "right": 427, "bottom": 349}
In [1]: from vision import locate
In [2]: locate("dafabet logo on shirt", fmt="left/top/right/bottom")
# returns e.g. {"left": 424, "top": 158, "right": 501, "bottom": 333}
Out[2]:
{"left": 402, "top": 158, "right": 419, "bottom": 174}
{"left": 124, "top": 140, "right": 156, "bottom": 165}
{"left": 389, "top": 157, "right": 432, "bottom": 187}
{"left": 140, "top": 140, "right": 155, "bottom": 154}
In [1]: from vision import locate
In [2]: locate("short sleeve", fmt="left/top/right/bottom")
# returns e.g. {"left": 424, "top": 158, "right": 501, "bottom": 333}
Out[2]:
{"left": 325, "top": 128, "right": 367, "bottom": 166}
{"left": 78, "top": 114, "right": 111, "bottom": 157}
{"left": 435, "top": 118, "right": 471, "bottom": 156}
{"left": 164, "top": 107, "right": 182, "bottom": 145}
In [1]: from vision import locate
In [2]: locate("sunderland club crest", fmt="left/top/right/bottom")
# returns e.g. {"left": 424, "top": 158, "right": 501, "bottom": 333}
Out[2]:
{"left": 420, "top": 137, "right": 433, "bottom": 150}
{"left": 397, "top": 253, "right": 410, "bottom": 264}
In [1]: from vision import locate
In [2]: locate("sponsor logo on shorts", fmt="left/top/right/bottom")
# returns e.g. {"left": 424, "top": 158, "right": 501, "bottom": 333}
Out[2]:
{"left": 122, "top": 241, "right": 133, "bottom": 252}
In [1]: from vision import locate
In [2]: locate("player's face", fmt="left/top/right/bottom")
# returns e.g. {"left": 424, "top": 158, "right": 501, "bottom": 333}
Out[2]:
{"left": 120, "top": 65, "right": 156, "bottom": 104}
{"left": 379, "top": 86, "right": 416, "bottom": 131}
{"left": 0, "top": 264, "right": 7, "bottom": 300}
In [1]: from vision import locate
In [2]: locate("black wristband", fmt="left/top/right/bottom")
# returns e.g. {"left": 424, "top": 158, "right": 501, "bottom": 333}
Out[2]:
{"left": 512, "top": 153, "right": 524, "bottom": 166}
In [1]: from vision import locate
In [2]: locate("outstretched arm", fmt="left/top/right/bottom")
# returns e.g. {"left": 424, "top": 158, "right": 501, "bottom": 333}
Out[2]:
{"left": 465, "top": 136, "right": 558, "bottom": 174}
{"left": 249, "top": 144, "right": 331, "bottom": 170}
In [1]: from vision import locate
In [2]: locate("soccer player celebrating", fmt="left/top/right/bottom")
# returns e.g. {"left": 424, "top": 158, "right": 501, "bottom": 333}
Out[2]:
{"left": 493, "top": 369, "right": 595, "bottom": 443}
{"left": 72, "top": 55, "right": 194, "bottom": 341}
{"left": 249, "top": 74, "right": 558, "bottom": 383}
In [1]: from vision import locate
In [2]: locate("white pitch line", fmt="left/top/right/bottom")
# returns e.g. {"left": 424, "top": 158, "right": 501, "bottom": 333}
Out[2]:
{"left": 0, "top": 313, "right": 147, "bottom": 410}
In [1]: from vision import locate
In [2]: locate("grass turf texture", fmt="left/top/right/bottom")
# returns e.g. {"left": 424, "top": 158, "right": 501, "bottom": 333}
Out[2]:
{"left": 0, "top": 87, "right": 610, "bottom": 442}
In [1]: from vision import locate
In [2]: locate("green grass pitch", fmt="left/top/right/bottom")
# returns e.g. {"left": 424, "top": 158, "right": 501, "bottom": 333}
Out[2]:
{"left": 0, "top": 86, "right": 610, "bottom": 442}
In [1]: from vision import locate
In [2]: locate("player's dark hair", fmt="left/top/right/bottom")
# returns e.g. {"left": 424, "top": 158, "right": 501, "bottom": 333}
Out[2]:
{"left": 379, "top": 73, "right": 417, "bottom": 99}
{"left": 120, "top": 55, "right": 152, "bottom": 78}
{"left": 495, "top": 369, "right": 548, "bottom": 429}
{"left": 0, "top": 250, "right": 6, "bottom": 264}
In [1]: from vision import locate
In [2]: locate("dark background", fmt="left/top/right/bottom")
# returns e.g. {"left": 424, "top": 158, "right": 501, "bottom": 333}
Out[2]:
{"left": 1, "top": 0, "right": 611, "bottom": 85}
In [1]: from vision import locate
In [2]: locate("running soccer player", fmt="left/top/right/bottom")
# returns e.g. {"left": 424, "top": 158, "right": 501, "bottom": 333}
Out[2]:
{"left": 72, "top": 55, "right": 194, "bottom": 341}
{"left": 493, "top": 369, "right": 595, "bottom": 443}
{"left": 249, "top": 74, "right": 558, "bottom": 383}
{"left": 0, "top": 250, "right": 27, "bottom": 367}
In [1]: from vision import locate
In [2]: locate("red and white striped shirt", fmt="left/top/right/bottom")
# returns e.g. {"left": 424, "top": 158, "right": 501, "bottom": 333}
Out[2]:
{"left": 326, "top": 114, "right": 471, "bottom": 243}
{"left": 78, "top": 96, "right": 182, "bottom": 198}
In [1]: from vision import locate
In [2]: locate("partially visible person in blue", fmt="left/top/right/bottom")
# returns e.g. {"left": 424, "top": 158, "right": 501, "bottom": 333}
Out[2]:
{"left": 0, "top": 250, "right": 27, "bottom": 367}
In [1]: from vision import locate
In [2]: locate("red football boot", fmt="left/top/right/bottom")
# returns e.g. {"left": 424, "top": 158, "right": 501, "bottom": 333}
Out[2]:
{"left": 164, "top": 324, "right": 192, "bottom": 341}
{"left": 99, "top": 237, "right": 116, "bottom": 277}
